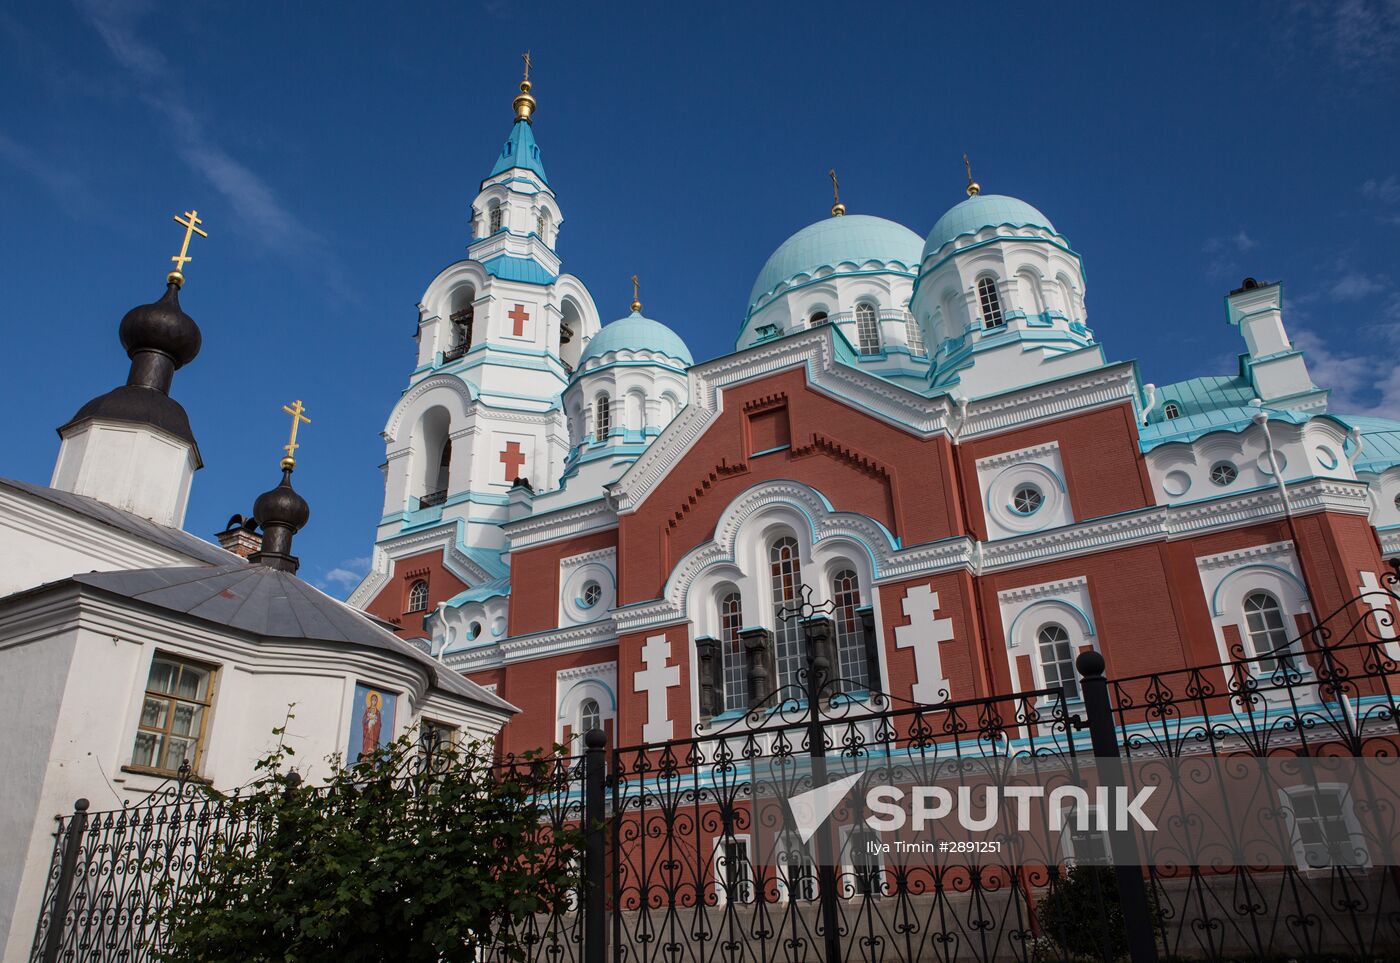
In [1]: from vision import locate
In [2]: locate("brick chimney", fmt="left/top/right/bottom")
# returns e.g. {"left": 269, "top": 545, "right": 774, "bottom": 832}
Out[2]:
{"left": 216, "top": 514, "right": 262, "bottom": 559}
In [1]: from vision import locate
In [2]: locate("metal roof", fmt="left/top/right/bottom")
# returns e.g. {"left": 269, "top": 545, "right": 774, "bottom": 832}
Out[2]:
{"left": 0, "top": 477, "right": 238, "bottom": 566}
{"left": 70, "top": 563, "right": 515, "bottom": 713}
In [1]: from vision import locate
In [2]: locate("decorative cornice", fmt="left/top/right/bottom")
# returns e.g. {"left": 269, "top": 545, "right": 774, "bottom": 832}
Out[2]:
{"left": 997, "top": 576, "right": 1089, "bottom": 605}
{"left": 349, "top": 520, "right": 503, "bottom": 608}
{"left": 1382, "top": 529, "right": 1400, "bottom": 559}
{"left": 560, "top": 546, "right": 617, "bottom": 569}
{"left": 556, "top": 660, "right": 617, "bottom": 683}
{"left": 957, "top": 363, "right": 1139, "bottom": 440}
{"left": 446, "top": 618, "right": 619, "bottom": 671}
{"left": 976, "top": 441, "right": 1061, "bottom": 471}
{"left": 1195, "top": 540, "right": 1295, "bottom": 572}
{"left": 503, "top": 497, "right": 617, "bottom": 551}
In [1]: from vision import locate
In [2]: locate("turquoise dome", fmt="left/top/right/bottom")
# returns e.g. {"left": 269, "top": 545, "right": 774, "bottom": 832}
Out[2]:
{"left": 578, "top": 311, "right": 693, "bottom": 367}
{"left": 923, "top": 194, "right": 1056, "bottom": 261}
{"left": 748, "top": 214, "right": 923, "bottom": 314}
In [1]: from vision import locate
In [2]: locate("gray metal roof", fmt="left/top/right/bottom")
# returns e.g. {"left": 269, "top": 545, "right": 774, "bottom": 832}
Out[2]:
{"left": 72, "top": 563, "right": 515, "bottom": 713}
{"left": 0, "top": 477, "right": 237, "bottom": 566}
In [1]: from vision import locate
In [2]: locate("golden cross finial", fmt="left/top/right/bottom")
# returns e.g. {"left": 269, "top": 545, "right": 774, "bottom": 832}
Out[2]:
{"left": 963, "top": 154, "right": 981, "bottom": 197}
{"left": 513, "top": 50, "right": 537, "bottom": 120}
{"left": 630, "top": 274, "right": 642, "bottom": 314}
{"left": 828, "top": 169, "right": 845, "bottom": 216}
{"left": 168, "top": 209, "right": 209, "bottom": 287}
{"left": 522, "top": 50, "right": 532, "bottom": 84}
{"left": 280, "top": 399, "right": 311, "bottom": 470}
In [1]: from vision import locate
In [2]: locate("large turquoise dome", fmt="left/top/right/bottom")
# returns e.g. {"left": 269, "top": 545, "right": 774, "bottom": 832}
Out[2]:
{"left": 748, "top": 214, "right": 923, "bottom": 315}
{"left": 578, "top": 311, "right": 692, "bottom": 367}
{"left": 923, "top": 194, "right": 1056, "bottom": 261}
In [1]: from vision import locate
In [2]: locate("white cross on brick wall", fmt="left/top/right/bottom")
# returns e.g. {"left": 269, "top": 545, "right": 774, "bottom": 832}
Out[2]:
{"left": 894, "top": 584, "right": 955, "bottom": 704}
{"left": 635, "top": 634, "right": 680, "bottom": 742}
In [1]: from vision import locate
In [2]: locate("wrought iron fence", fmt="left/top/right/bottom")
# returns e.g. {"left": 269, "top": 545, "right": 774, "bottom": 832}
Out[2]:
{"left": 28, "top": 570, "right": 1400, "bottom": 963}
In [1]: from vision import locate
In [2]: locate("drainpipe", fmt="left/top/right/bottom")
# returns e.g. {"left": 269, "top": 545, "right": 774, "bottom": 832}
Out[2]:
{"left": 1140, "top": 383, "right": 1158, "bottom": 426}
{"left": 1253, "top": 406, "right": 1321, "bottom": 619}
{"left": 950, "top": 396, "right": 997, "bottom": 699}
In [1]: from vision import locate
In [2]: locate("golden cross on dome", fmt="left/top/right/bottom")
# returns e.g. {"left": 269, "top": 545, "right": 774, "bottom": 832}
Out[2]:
{"left": 963, "top": 154, "right": 981, "bottom": 197}
{"left": 168, "top": 209, "right": 208, "bottom": 287}
{"left": 280, "top": 399, "right": 311, "bottom": 470}
{"left": 828, "top": 169, "right": 845, "bottom": 216}
{"left": 522, "top": 50, "right": 532, "bottom": 84}
{"left": 630, "top": 274, "right": 642, "bottom": 313}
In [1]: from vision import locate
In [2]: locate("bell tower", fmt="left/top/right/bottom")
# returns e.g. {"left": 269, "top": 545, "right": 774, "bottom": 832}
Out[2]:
{"left": 351, "top": 62, "right": 602, "bottom": 631}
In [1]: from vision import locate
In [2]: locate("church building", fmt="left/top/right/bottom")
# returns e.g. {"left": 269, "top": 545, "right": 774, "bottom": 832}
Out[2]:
{"left": 351, "top": 69, "right": 1400, "bottom": 758}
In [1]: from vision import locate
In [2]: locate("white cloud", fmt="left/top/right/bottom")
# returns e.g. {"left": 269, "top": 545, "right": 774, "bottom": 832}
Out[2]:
{"left": 73, "top": 0, "right": 333, "bottom": 269}
{"left": 1330, "top": 271, "right": 1388, "bottom": 301}
{"left": 320, "top": 557, "right": 371, "bottom": 592}
{"left": 1286, "top": 0, "right": 1400, "bottom": 76}
{"left": 1293, "top": 292, "right": 1400, "bottom": 418}
{"left": 1363, "top": 175, "right": 1400, "bottom": 205}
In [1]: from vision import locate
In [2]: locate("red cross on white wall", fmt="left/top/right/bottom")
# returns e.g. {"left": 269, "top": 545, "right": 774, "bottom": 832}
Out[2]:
{"left": 499, "top": 441, "right": 527, "bottom": 480}
{"left": 507, "top": 303, "right": 530, "bottom": 337}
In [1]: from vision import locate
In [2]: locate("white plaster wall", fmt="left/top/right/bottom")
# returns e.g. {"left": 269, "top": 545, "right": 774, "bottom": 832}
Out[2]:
{"left": 52, "top": 421, "right": 197, "bottom": 528}
{"left": 0, "top": 487, "right": 218, "bottom": 598}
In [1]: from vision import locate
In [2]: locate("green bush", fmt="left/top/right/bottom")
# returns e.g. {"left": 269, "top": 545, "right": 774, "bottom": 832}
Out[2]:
{"left": 155, "top": 722, "right": 581, "bottom": 963}
{"left": 1035, "top": 865, "right": 1145, "bottom": 961}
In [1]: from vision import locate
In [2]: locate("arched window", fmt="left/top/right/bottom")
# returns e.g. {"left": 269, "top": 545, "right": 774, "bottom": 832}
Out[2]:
{"left": 904, "top": 313, "right": 927, "bottom": 358}
{"left": 1243, "top": 591, "right": 1297, "bottom": 673}
{"left": 536, "top": 210, "right": 549, "bottom": 238}
{"left": 579, "top": 697, "right": 601, "bottom": 735}
{"left": 770, "top": 536, "right": 804, "bottom": 688}
{"left": 977, "top": 278, "right": 1004, "bottom": 329}
{"left": 1162, "top": 403, "right": 1182, "bottom": 420}
{"left": 489, "top": 205, "right": 503, "bottom": 235}
{"left": 594, "top": 393, "right": 611, "bottom": 441}
{"left": 407, "top": 579, "right": 429, "bottom": 613}
{"left": 854, "top": 303, "right": 881, "bottom": 355}
{"left": 720, "top": 591, "right": 746, "bottom": 712}
{"left": 432, "top": 439, "right": 451, "bottom": 497}
{"left": 831, "top": 569, "right": 869, "bottom": 690}
{"left": 809, "top": 311, "right": 828, "bottom": 327}
{"left": 1036, "top": 624, "right": 1078, "bottom": 700}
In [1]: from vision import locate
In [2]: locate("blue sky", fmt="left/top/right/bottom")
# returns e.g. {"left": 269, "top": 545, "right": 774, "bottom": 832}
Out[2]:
{"left": 2, "top": 1, "right": 1398, "bottom": 597}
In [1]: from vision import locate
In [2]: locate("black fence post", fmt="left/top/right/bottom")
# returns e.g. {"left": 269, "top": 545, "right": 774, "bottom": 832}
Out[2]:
{"left": 583, "top": 729, "right": 607, "bottom": 963}
{"left": 40, "top": 797, "right": 89, "bottom": 963}
{"left": 1075, "top": 652, "right": 1160, "bottom": 963}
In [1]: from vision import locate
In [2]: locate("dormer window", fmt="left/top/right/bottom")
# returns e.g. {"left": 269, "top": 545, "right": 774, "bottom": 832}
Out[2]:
{"left": 854, "top": 303, "right": 881, "bottom": 355}
{"left": 1163, "top": 403, "right": 1182, "bottom": 420}
{"left": 977, "top": 278, "right": 1004, "bottom": 329}
{"left": 594, "top": 393, "right": 611, "bottom": 441}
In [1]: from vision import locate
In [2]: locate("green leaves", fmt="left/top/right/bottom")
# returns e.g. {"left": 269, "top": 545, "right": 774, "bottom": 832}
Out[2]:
{"left": 155, "top": 731, "right": 582, "bottom": 963}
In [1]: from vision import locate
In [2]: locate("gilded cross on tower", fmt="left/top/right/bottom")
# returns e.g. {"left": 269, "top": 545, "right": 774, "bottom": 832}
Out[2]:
{"left": 829, "top": 169, "right": 845, "bottom": 216}
{"left": 522, "top": 50, "right": 532, "bottom": 83}
{"left": 630, "top": 274, "right": 642, "bottom": 313}
{"left": 280, "top": 399, "right": 311, "bottom": 470}
{"left": 168, "top": 209, "right": 209, "bottom": 287}
{"left": 963, "top": 154, "right": 981, "bottom": 197}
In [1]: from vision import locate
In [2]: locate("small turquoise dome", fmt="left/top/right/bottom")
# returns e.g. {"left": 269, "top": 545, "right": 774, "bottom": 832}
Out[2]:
{"left": 923, "top": 194, "right": 1056, "bottom": 261}
{"left": 578, "top": 311, "right": 693, "bottom": 367}
{"left": 748, "top": 214, "right": 923, "bottom": 315}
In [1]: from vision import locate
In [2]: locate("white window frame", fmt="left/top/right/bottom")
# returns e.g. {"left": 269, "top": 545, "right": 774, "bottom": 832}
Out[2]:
{"left": 1278, "top": 783, "right": 1371, "bottom": 872}
{"left": 714, "top": 834, "right": 755, "bottom": 904}
{"left": 977, "top": 277, "right": 1004, "bottom": 329}
{"left": 854, "top": 302, "right": 881, "bottom": 355}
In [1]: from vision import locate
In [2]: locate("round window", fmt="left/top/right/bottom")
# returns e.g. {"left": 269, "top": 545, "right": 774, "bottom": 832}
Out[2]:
{"left": 581, "top": 581, "right": 602, "bottom": 608}
{"left": 1393, "top": 493, "right": 1400, "bottom": 512}
{"left": 1208, "top": 462, "right": 1238, "bottom": 487}
{"left": 468, "top": 621, "right": 482, "bottom": 640}
{"left": 1010, "top": 484, "right": 1043, "bottom": 516}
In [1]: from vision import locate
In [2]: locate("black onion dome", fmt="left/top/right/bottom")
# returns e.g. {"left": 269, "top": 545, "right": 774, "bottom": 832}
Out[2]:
{"left": 64, "top": 386, "right": 198, "bottom": 449}
{"left": 119, "top": 282, "right": 201, "bottom": 368}
{"left": 253, "top": 470, "right": 311, "bottom": 532}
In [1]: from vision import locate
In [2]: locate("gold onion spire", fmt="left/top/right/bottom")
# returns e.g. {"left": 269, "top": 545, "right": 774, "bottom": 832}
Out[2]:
{"left": 630, "top": 274, "right": 642, "bottom": 314}
{"left": 829, "top": 169, "right": 845, "bottom": 216}
{"left": 280, "top": 399, "right": 312, "bottom": 471}
{"left": 513, "top": 50, "right": 536, "bottom": 122}
{"left": 167, "top": 209, "right": 208, "bottom": 287}
{"left": 963, "top": 153, "right": 981, "bottom": 197}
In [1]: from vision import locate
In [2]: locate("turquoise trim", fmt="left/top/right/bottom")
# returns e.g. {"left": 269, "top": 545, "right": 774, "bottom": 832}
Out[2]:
{"left": 751, "top": 445, "right": 791, "bottom": 458}
{"left": 1209, "top": 564, "right": 1307, "bottom": 617}
{"left": 747, "top": 214, "right": 923, "bottom": 316}
{"left": 924, "top": 194, "right": 1057, "bottom": 259}
{"left": 480, "top": 254, "right": 558, "bottom": 285}
{"left": 574, "top": 357, "right": 689, "bottom": 377}
{"left": 580, "top": 310, "right": 693, "bottom": 367}
{"left": 913, "top": 234, "right": 1082, "bottom": 293}
{"left": 1006, "top": 599, "right": 1096, "bottom": 645}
